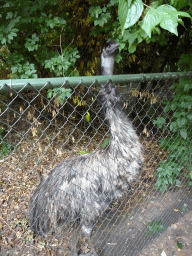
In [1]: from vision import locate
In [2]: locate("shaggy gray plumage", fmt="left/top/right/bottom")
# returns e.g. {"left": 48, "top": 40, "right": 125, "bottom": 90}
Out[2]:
{"left": 29, "top": 40, "right": 143, "bottom": 256}
{"left": 100, "top": 40, "right": 119, "bottom": 75}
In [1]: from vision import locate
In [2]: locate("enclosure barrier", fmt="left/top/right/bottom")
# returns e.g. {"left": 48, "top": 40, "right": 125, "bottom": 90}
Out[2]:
{"left": 0, "top": 72, "right": 189, "bottom": 91}
{"left": 0, "top": 72, "right": 192, "bottom": 255}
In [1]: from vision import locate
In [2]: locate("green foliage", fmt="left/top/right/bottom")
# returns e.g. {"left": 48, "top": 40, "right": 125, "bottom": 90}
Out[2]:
{"left": 89, "top": 6, "right": 111, "bottom": 27}
{"left": 118, "top": 0, "right": 144, "bottom": 34}
{"left": 117, "top": 0, "right": 191, "bottom": 54}
{"left": 89, "top": 0, "right": 118, "bottom": 37}
{"left": 11, "top": 62, "right": 37, "bottom": 79}
{"left": 0, "top": 126, "right": 13, "bottom": 157}
{"left": 182, "top": 203, "right": 188, "bottom": 213}
{"left": 0, "top": 0, "right": 191, "bottom": 78}
{"left": 177, "top": 241, "right": 183, "bottom": 249}
{"left": 0, "top": 142, "right": 13, "bottom": 157}
{"left": 0, "top": 0, "right": 78, "bottom": 78}
{"left": 177, "top": 51, "right": 192, "bottom": 71}
{"left": 141, "top": 4, "right": 190, "bottom": 37}
{"left": 44, "top": 48, "right": 80, "bottom": 77}
{"left": 154, "top": 79, "right": 192, "bottom": 193}
{"left": 47, "top": 88, "right": 72, "bottom": 105}
{"left": 25, "top": 34, "right": 39, "bottom": 52}
{"left": 144, "top": 220, "right": 165, "bottom": 236}
{"left": 171, "top": 0, "right": 192, "bottom": 10}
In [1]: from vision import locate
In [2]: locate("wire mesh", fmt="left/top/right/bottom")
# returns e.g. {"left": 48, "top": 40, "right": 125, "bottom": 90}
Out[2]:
{"left": 0, "top": 73, "right": 192, "bottom": 256}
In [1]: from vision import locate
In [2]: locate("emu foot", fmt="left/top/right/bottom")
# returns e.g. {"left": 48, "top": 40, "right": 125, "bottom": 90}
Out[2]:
{"left": 87, "top": 237, "right": 98, "bottom": 256}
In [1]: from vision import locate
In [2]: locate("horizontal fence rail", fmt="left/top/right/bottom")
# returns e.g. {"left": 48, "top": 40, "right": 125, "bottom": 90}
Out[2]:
{"left": 0, "top": 72, "right": 192, "bottom": 256}
{"left": 0, "top": 72, "right": 192, "bottom": 91}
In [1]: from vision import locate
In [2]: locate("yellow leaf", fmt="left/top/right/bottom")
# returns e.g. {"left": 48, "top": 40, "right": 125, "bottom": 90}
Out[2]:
{"left": 85, "top": 112, "right": 90, "bottom": 122}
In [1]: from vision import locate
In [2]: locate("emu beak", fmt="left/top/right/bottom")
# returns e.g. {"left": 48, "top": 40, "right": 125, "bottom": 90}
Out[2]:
{"left": 111, "top": 42, "right": 119, "bottom": 55}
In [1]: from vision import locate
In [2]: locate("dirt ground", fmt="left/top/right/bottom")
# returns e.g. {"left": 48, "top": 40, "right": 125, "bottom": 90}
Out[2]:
{"left": 92, "top": 189, "right": 192, "bottom": 256}
{"left": 139, "top": 210, "right": 192, "bottom": 256}
{"left": 0, "top": 127, "right": 191, "bottom": 256}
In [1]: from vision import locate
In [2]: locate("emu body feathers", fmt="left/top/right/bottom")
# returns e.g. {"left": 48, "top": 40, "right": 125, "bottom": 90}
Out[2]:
{"left": 29, "top": 40, "right": 143, "bottom": 255}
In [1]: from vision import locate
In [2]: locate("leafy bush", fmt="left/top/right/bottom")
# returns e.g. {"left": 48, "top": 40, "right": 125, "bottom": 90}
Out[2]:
{"left": 154, "top": 78, "right": 192, "bottom": 192}
{"left": 47, "top": 88, "right": 72, "bottom": 105}
{"left": 144, "top": 220, "right": 165, "bottom": 236}
{"left": 0, "top": 1, "right": 191, "bottom": 78}
{"left": 118, "top": 0, "right": 191, "bottom": 53}
{"left": 0, "top": 126, "right": 13, "bottom": 157}
{"left": 44, "top": 48, "right": 80, "bottom": 77}
{"left": 0, "top": 1, "right": 77, "bottom": 78}
{"left": 11, "top": 62, "right": 38, "bottom": 79}
{"left": 177, "top": 51, "right": 192, "bottom": 71}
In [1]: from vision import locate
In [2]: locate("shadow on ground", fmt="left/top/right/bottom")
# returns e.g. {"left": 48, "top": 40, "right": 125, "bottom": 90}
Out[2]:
{"left": 92, "top": 188, "right": 192, "bottom": 256}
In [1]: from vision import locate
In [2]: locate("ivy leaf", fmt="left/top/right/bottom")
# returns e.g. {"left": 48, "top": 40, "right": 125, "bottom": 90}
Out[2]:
{"left": 11, "top": 66, "right": 18, "bottom": 73}
{"left": 170, "top": 121, "right": 178, "bottom": 132}
{"left": 184, "top": 83, "right": 191, "bottom": 91}
{"left": 47, "top": 89, "right": 53, "bottom": 99}
{"left": 153, "top": 117, "right": 165, "bottom": 128}
{"left": 180, "top": 129, "right": 187, "bottom": 139}
{"left": 171, "top": 102, "right": 177, "bottom": 110}
{"left": 119, "top": 0, "right": 144, "bottom": 34}
{"left": 177, "top": 118, "right": 186, "bottom": 127}
{"left": 163, "top": 104, "right": 170, "bottom": 113}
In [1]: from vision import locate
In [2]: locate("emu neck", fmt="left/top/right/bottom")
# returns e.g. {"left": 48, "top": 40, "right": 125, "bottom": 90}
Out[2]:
{"left": 106, "top": 107, "right": 137, "bottom": 153}
{"left": 106, "top": 108, "right": 125, "bottom": 136}
{"left": 101, "top": 55, "right": 115, "bottom": 75}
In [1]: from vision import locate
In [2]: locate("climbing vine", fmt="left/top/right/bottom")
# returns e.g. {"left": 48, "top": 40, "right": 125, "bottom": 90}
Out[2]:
{"left": 154, "top": 79, "right": 192, "bottom": 192}
{"left": 0, "top": 0, "right": 191, "bottom": 78}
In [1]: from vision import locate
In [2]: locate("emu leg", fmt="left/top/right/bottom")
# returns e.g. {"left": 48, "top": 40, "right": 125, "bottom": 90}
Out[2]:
{"left": 71, "top": 229, "right": 78, "bottom": 256}
{"left": 87, "top": 236, "right": 98, "bottom": 256}
{"left": 81, "top": 225, "right": 98, "bottom": 255}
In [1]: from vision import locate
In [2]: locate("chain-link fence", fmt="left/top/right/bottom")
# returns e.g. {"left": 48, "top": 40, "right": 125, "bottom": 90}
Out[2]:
{"left": 0, "top": 72, "right": 192, "bottom": 256}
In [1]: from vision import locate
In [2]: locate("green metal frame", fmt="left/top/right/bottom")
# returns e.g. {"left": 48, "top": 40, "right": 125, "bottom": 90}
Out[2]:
{"left": 0, "top": 72, "right": 191, "bottom": 91}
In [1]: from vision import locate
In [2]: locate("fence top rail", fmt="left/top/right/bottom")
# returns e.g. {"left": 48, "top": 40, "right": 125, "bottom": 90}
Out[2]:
{"left": 0, "top": 72, "right": 191, "bottom": 92}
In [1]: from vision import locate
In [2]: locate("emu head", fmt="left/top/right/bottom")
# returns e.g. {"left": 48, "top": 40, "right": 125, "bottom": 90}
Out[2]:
{"left": 101, "top": 40, "right": 119, "bottom": 75}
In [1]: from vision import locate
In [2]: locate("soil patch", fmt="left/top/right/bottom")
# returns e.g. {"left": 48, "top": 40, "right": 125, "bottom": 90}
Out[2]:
{"left": 92, "top": 189, "right": 192, "bottom": 256}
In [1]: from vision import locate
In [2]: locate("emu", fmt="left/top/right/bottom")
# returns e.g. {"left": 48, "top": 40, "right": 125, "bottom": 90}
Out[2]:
{"left": 29, "top": 40, "right": 143, "bottom": 255}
